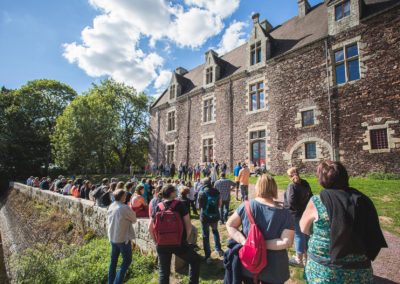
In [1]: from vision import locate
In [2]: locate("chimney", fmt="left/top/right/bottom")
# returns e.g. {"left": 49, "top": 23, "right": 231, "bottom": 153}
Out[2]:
{"left": 175, "top": 67, "right": 188, "bottom": 76}
{"left": 252, "top": 13, "right": 260, "bottom": 24}
{"left": 260, "top": 19, "right": 273, "bottom": 33}
{"left": 298, "top": 0, "right": 311, "bottom": 18}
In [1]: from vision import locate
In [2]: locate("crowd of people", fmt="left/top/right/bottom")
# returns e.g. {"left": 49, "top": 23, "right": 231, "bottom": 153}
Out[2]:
{"left": 26, "top": 160, "right": 387, "bottom": 284}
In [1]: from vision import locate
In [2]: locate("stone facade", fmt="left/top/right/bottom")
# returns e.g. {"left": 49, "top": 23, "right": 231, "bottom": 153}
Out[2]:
{"left": 149, "top": 0, "right": 400, "bottom": 175}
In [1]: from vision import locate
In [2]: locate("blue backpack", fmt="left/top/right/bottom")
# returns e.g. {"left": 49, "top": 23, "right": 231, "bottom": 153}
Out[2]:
{"left": 203, "top": 189, "right": 220, "bottom": 222}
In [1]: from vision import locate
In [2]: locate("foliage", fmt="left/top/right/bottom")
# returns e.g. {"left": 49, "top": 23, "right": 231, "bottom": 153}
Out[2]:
{"left": 52, "top": 79, "right": 150, "bottom": 174}
{"left": 0, "top": 81, "right": 76, "bottom": 180}
{"left": 13, "top": 238, "right": 157, "bottom": 284}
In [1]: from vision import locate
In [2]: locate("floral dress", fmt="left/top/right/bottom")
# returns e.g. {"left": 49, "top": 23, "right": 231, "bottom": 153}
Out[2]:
{"left": 304, "top": 195, "right": 374, "bottom": 284}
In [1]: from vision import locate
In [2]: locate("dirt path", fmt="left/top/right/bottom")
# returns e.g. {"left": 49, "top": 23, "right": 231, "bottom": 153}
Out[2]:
{"left": 248, "top": 185, "right": 400, "bottom": 283}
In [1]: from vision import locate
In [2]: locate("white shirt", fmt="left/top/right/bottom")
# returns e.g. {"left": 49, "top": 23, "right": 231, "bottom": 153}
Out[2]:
{"left": 188, "top": 186, "right": 196, "bottom": 201}
{"left": 107, "top": 201, "right": 137, "bottom": 243}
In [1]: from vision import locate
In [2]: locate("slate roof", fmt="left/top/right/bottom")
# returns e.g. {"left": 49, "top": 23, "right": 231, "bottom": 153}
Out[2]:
{"left": 151, "top": 0, "right": 399, "bottom": 109}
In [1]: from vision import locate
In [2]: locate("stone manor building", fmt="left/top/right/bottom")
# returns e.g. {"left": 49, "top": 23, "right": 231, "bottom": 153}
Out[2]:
{"left": 149, "top": 0, "right": 400, "bottom": 175}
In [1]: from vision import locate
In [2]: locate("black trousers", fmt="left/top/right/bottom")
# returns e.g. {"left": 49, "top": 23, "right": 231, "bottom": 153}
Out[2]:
{"left": 157, "top": 244, "right": 201, "bottom": 284}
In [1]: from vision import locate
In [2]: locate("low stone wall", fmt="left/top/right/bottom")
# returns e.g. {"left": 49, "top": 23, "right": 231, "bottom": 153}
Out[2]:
{"left": 9, "top": 182, "right": 155, "bottom": 253}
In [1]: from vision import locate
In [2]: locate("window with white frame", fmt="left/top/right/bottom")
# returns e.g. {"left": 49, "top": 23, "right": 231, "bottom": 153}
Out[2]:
{"left": 334, "top": 43, "right": 360, "bottom": 85}
{"left": 249, "top": 81, "right": 265, "bottom": 111}
{"left": 206, "top": 67, "right": 213, "bottom": 84}
{"left": 305, "top": 142, "right": 317, "bottom": 159}
{"left": 166, "top": 144, "right": 175, "bottom": 164}
{"left": 167, "top": 111, "right": 175, "bottom": 132}
{"left": 250, "top": 41, "right": 262, "bottom": 65}
{"left": 302, "top": 110, "right": 315, "bottom": 127}
{"left": 170, "top": 85, "right": 176, "bottom": 100}
{"left": 335, "top": 0, "right": 351, "bottom": 21}
{"left": 202, "top": 138, "right": 213, "bottom": 163}
{"left": 203, "top": 98, "right": 214, "bottom": 122}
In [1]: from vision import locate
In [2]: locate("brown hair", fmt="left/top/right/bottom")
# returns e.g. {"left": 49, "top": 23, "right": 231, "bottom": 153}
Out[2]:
{"left": 316, "top": 161, "right": 349, "bottom": 189}
{"left": 180, "top": 186, "right": 190, "bottom": 197}
{"left": 113, "top": 189, "right": 126, "bottom": 201}
{"left": 135, "top": 185, "right": 144, "bottom": 194}
{"left": 161, "top": 184, "right": 176, "bottom": 199}
{"left": 255, "top": 174, "right": 278, "bottom": 199}
{"left": 116, "top": 181, "right": 125, "bottom": 190}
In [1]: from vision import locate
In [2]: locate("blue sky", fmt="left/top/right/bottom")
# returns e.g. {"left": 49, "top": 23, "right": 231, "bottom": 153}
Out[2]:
{"left": 0, "top": 0, "right": 323, "bottom": 96}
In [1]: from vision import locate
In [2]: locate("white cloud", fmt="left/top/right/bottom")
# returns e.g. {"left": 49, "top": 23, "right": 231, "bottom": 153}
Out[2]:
{"left": 154, "top": 70, "right": 172, "bottom": 92}
{"left": 184, "top": 0, "right": 240, "bottom": 18}
{"left": 63, "top": 0, "right": 241, "bottom": 91}
{"left": 215, "top": 21, "right": 248, "bottom": 55}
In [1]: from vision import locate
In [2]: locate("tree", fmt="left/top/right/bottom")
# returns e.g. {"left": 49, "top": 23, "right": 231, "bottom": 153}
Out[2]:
{"left": 14, "top": 80, "right": 77, "bottom": 174}
{"left": 52, "top": 79, "right": 150, "bottom": 174}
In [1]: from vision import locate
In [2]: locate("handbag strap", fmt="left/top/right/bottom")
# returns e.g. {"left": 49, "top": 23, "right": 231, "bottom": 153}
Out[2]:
{"left": 244, "top": 200, "right": 255, "bottom": 225}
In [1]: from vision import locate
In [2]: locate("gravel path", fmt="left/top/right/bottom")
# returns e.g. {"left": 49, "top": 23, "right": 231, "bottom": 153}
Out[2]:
{"left": 247, "top": 185, "right": 400, "bottom": 283}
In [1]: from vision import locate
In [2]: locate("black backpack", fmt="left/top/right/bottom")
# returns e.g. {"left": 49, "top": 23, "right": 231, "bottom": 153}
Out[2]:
{"left": 99, "top": 191, "right": 111, "bottom": 207}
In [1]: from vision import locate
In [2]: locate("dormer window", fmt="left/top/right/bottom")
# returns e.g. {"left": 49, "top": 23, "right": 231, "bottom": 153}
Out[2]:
{"left": 169, "top": 84, "right": 176, "bottom": 100}
{"left": 335, "top": 0, "right": 351, "bottom": 21}
{"left": 250, "top": 41, "right": 262, "bottom": 65}
{"left": 206, "top": 67, "right": 213, "bottom": 84}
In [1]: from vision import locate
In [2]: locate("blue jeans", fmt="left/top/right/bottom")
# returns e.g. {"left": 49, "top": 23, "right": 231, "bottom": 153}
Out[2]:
{"left": 108, "top": 241, "right": 132, "bottom": 284}
{"left": 294, "top": 217, "right": 309, "bottom": 254}
{"left": 219, "top": 200, "right": 230, "bottom": 223}
{"left": 240, "top": 185, "right": 248, "bottom": 201}
{"left": 201, "top": 221, "right": 221, "bottom": 258}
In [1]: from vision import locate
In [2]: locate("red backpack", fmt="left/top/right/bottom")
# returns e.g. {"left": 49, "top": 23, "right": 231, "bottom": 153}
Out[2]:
{"left": 153, "top": 200, "right": 184, "bottom": 247}
{"left": 239, "top": 201, "right": 267, "bottom": 283}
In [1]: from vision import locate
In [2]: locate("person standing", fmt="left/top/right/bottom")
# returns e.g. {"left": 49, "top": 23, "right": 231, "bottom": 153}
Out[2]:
{"left": 170, "top": 162, "right": 176, "bottom": 178}
{"left": 107, "top": 189, "right": 137, "bottom": 284}
{"left": 149, "top": 184, "right": 201, "bottom": 284}
{"left": 238, "top": 163, "right": 250, "bottom": 201}
{"left": 188, "top": 165, "right": 193, "bottom": 181}
{"left": 221, "top": 161, "right": 227, "bottom": 176}
{"left": 214, "top": 173, "right": 236, "bottom": 225}
{"left": 233, "top": 162, "right": 242, "bottom": 201}
{"left": 198, "top": 178, "right": 223, "bottom": 264}
{"left": 226, "top": 174, "right": 294, "bottom": 284}
{"left": 301, "top": 161, "right": 387, "bottom": 284}
{"left": 284, "top": 167, "right": 313, "bottom": 267}
{"left": 194, "top": 163, "right": 201, "bottom": 180}
{"left": 178, "top": 162, "right": 183, "bottom": 180}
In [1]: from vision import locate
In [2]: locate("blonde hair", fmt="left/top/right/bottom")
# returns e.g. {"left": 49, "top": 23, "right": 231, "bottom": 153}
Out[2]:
{"left": 287, "top": 167, "right": 299, "bottom": 176}
{"left": 255, "top": 174, "right": 278, "bottom": 199}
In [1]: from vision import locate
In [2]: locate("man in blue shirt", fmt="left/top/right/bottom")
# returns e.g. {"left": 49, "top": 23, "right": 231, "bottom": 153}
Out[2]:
{"left": 233, "top": 162, "right": 242, "bottom": 201}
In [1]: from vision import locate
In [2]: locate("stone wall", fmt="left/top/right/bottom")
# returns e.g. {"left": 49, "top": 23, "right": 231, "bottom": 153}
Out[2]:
{"left": 6, "top": 183, "right": 155, "bottom": 253}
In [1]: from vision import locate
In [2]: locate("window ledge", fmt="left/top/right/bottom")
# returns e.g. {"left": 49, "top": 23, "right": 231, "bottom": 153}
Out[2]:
{"left": 335, "top": 78, "right": 361, "bottom": 88}
{"left": 246, "top": 108, "right": 267, "bottom": 115}
{"left": 303, "top": 158, "right": 320, "bottom": 162}
{"left": 368, "top": 148, "right": 390, "bottom": 154}
{"left": 301, "top": 125, "right": 317, "bottom": 129}
{"left": 201, "top": 120, "right": 216, "bottom": 126}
